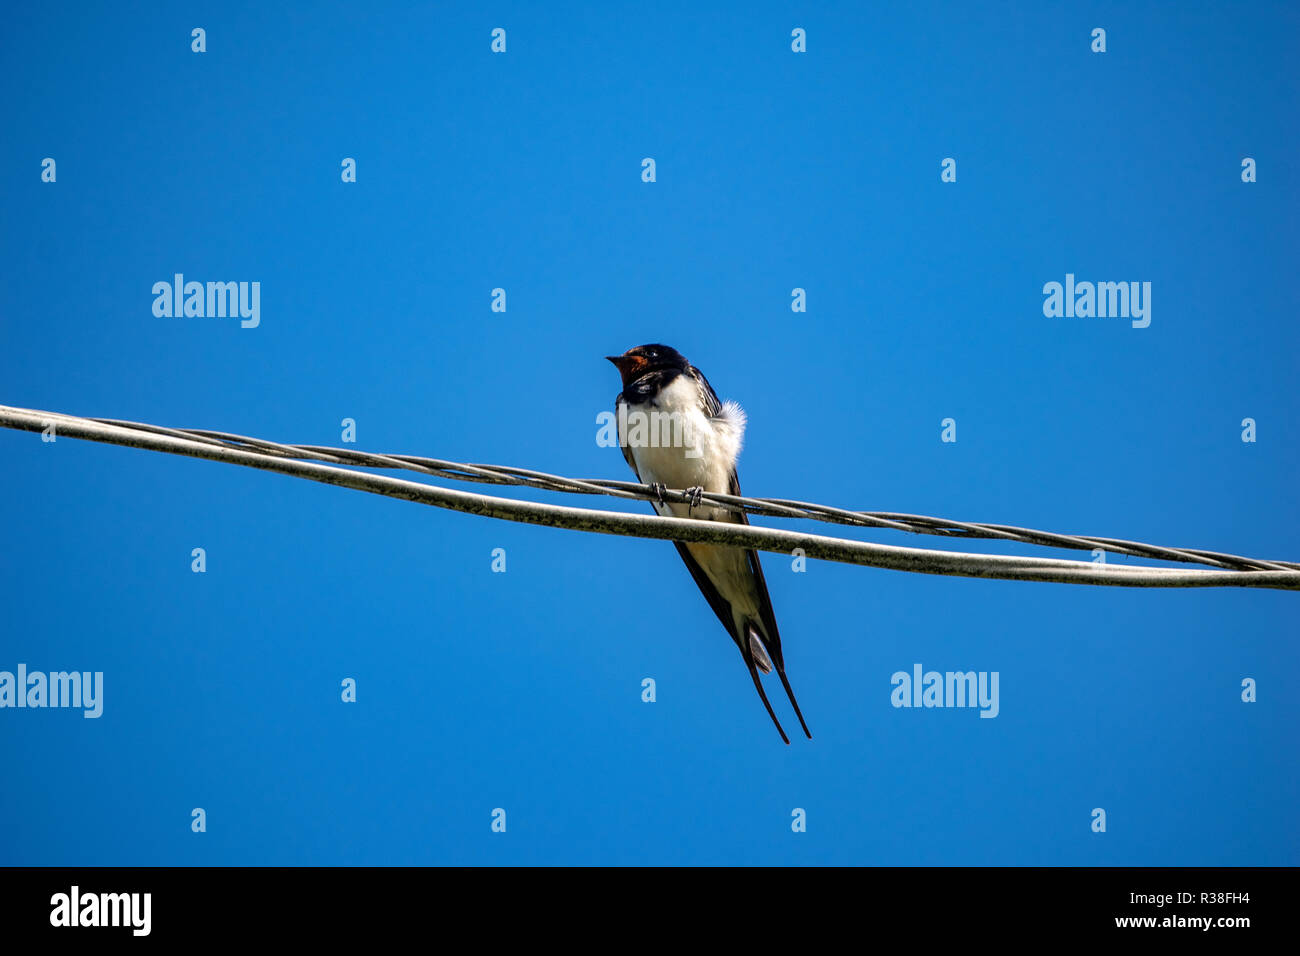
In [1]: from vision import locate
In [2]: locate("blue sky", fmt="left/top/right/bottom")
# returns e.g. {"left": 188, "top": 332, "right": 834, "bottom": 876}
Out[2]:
{"left": 1, "top": 2, "right": 1297, "bottom": 865}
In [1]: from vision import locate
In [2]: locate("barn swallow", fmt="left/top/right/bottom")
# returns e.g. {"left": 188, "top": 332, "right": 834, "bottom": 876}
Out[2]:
{"left": 606, "top": 344, "right": 811, "bottom": 744}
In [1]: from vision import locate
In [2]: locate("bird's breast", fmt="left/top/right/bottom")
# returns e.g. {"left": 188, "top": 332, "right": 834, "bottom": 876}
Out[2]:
{"left": 618, "top": 377, "right": 741, "bottom": 520}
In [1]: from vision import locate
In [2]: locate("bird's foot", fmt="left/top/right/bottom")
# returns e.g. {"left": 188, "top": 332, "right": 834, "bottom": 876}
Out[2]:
{"left": 685, "top": 486, "right": 704, "bottom": 512}
{"left": 649, "top": 482, "right": 667, "bottom": 506}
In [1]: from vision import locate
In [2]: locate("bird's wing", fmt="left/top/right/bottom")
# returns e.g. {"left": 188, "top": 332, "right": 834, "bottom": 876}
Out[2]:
{"left": 671, "top": 539, "right": 749, "bottom": 653}
{"left": 692, "top": 365, "right": 725, "bottom": 420}
{"left": 613, "top": 392, "right": 639, "bottom": 478}
{"left": 694, "top": 366, "right": 810, "bottom": 738}
{"left": 728, "top": 463, "right": 812, "bottom": 740}
{"left": 671, "top": 538, "right": 789, "bottom": 743}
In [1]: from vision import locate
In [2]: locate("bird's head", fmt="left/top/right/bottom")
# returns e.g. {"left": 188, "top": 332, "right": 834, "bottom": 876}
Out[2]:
{"left": 605, "top": 344, "right": 689, "bottom": 386}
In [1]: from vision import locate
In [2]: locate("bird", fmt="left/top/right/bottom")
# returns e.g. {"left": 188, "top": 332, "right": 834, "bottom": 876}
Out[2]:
{"left": 605, "top": 344, "right": 811, "bottom": 744}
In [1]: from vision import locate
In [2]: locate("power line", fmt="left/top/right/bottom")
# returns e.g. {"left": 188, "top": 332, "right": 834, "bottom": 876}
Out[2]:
{"left": 3, "top": 403, "right": 1297, "bottom": 591}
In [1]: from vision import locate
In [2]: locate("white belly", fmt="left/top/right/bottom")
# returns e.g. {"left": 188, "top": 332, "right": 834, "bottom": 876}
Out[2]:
{"left": 618, "top": 375, "right": 746, "bottom": 521}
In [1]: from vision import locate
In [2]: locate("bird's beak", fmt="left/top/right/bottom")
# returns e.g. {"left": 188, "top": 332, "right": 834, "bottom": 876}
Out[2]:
{"left": 607, "top": 352, "right": 647, "bottom": 382}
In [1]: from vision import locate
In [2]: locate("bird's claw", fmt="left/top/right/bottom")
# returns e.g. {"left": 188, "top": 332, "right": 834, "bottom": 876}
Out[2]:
{"left": 649, "top": 482, "right": 667, "bottom": 506}
{"left": 685, "top": 486, "right": 704, "bottom": 512}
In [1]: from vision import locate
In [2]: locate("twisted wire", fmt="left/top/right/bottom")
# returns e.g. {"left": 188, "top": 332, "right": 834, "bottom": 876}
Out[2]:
{"left": 2, "top": 404, "right": 1297, "bottom": 590}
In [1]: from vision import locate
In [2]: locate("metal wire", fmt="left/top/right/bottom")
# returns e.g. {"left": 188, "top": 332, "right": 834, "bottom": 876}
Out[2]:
{"left": 84, "top": 414, "right": 1300, "bottom": 573}
{"left": 3, "top": 403, "right": 1298, "bottom": 590}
